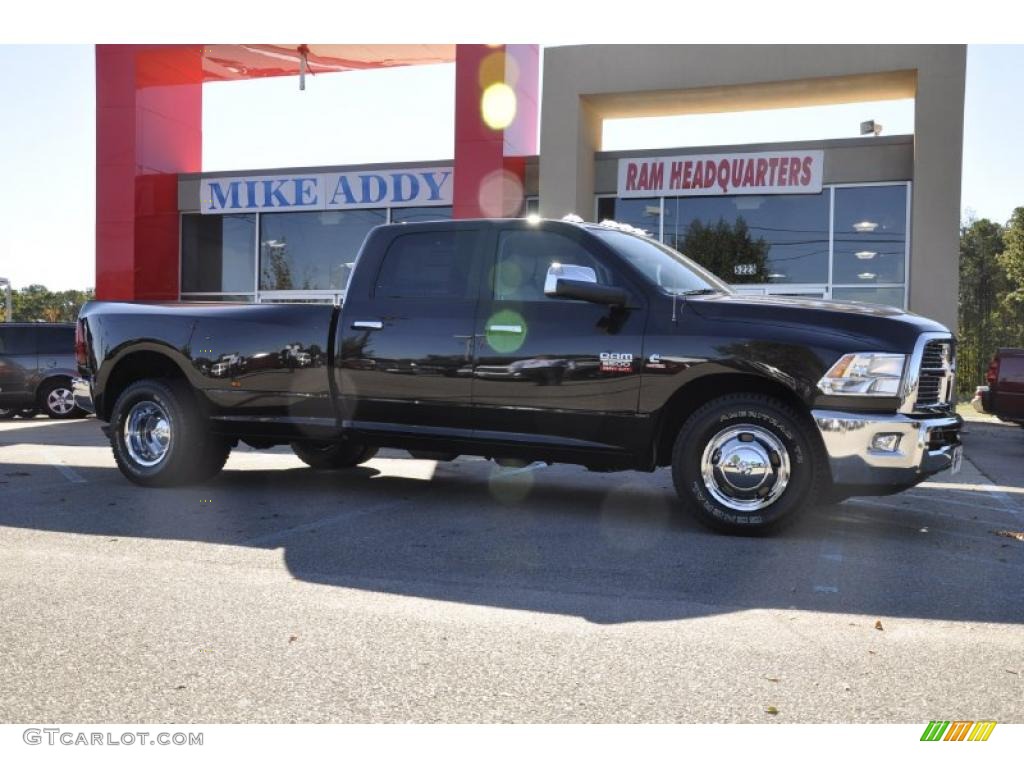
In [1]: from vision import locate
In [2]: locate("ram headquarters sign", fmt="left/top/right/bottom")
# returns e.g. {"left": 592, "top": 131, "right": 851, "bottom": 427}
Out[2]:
{"left": 200, "top": 167, "right": 454, "bottom": 213}
{"left": 618, "top": 150, "right": 824, "bottom": 197}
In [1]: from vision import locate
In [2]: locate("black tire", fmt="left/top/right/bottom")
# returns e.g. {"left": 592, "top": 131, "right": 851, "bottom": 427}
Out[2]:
{"left": 194, "top": 439, "right": 232, "bottom": 482}
{"left": 39, "top": 379, "right": 85, "bottom": 419}
{"left": 671, "top": 393, "right": 826, "bottom": 534}
{"left": 290, "top": 440, "right": 377, "bottom": 469}
{"left": 17, "top": 408, "right": 38, "bottom": 419}
{"left": 110, "top": 378, "right": 230, "bottom": 486}
{"left": 0, "top": 407, "right": 16, "bottom": 420}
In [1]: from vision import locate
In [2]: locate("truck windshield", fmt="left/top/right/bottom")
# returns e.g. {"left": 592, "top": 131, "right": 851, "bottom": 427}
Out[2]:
{"left": 589, "top": 227, "right": 732, "bottom": 296}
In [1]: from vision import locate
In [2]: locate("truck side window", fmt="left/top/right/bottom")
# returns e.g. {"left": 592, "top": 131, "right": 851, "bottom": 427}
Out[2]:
{"left": 375, "top": 231, "right": 475, "bottom": 300}
{"left": 494, "top": 230, "right": 611, "bottom": 301}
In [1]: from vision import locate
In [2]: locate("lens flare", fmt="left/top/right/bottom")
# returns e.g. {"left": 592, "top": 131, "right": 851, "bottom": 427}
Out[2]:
{"left": 477, "top": 168, "right": 524, "bottom": 218}
{"left": 487, "top": 463, "right": 535, "bottom": 505}
{"left": 481, "top": 83, "right": 517, "bottom": 130}
{"left": 485, "top": 309, "right": 527, "bottom": 353}
{"left": 478, "top": 50, "right": 518, "bottom": 89}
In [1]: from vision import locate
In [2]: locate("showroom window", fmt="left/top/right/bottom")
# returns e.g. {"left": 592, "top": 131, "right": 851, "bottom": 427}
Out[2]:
{"left": 181, "top": 205, "right": 453, "bottom": 302}
{"left": 259, "top": 209, "right": 386, "bottom": 292}
{"left": 831, "top": 184, "right": 908, "bottom": 301}
{"left": 664, "top": 192, "right": 830, "bottom": 285}
{"left": 180, "top": 214, "right": 256, "bottom": 297}
{"left": 390, "top": 206, "right": 453, "bottom": 224}
{"left": 598, "top": 183, "right": 909, "bottom": 308}
{"left": 598, "top": 197, "right": 659, "bottom": 235}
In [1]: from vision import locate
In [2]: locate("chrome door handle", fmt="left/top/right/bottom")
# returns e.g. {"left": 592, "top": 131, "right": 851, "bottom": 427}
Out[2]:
{"left": 487, "top": 324, "right": 523, "bottom": 333}
{"left": 352, "top": 321, "right": 383, "bottom": 330}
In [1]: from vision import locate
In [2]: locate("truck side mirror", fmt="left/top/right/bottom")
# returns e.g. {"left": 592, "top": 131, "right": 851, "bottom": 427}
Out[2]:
{"left": 543, "top": 264, "right": 627, "bottom": 306}
{"left": 544, "top": 263, "right": 597, "bottom": 294}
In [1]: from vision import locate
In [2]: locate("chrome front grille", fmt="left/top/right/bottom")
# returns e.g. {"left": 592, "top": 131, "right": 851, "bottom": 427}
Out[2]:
{"left": 914, "top": 338, "right": 955, "bottom": 410}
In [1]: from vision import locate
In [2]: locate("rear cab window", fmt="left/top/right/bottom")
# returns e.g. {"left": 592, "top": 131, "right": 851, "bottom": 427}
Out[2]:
{"left": 374, "top": 230, "right": 481, "bottom": 300}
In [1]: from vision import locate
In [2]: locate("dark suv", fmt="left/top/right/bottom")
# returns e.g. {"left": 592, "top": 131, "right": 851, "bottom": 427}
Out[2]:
{"left": 0, "top": 323, "right": 86, "bottom": 419}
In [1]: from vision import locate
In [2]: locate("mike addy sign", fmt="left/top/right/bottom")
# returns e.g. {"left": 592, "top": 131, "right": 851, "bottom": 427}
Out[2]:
{"left": 199, "top": 167, "right": 453, "bottom": 213}
{"left": 618, "top": 150, "right": 824, "bottom": 197}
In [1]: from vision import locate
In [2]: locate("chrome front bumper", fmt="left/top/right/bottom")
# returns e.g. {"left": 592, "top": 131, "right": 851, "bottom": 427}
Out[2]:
{"left": 71, "top": 377, "right": 95, "bottom": 415}
{"left": 812, "top": 410, "right": 962, "bottom": 488}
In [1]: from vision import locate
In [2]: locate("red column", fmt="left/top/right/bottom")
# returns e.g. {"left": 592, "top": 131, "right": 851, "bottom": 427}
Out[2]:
{"left": 96, "top": 45, "right": 203, "bottom": 300}
{"left": 452, "top": 44, "right": 539, "bottom": 219}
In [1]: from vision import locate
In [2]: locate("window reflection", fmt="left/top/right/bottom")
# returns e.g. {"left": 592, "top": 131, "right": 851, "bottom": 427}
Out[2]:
{"left": 494, "top": 230, "right": 611, "bottom": 301}
{"left": 178, "top": 294, "right": 255, "bottom": 303}
{"left": 831, "top": 286, "right": 905, "bottom": 307}
{"left": 602, "top": 184, "right": 908, "bottom": 309}
{"left": 603, "top": 198, "right": 660, "bottom": 237}
{"left": 259, "top": 209, "right": 386, "bottom": 291}
{"left": 390, "top": 206, "right": 453, "bottom": 224}
{"left": 181, "top": 214, "right": 255, "bottom": 293}
{"left": 662, "top": 193, "right": 830, "bottom": 285}
{"left": 832, "top": 185, "right": 907, "bottom": 285}
{"left": 376, "top": 231, "right": 478, "bottom": 300}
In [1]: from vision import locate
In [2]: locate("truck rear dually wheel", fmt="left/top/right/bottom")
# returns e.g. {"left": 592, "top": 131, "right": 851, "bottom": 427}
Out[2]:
{"left": 291, "top": 440, "right": 377, "bottom": 469}
{"left": 671, "top": 393, "right": 824, "bottom": 534}
{"left": 110, "top": 378, "right": 230, "bottom": 486}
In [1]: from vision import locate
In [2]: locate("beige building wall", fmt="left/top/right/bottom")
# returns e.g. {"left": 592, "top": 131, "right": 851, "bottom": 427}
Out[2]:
{"left": 539, "top": 45, "right": 967, "bottom": 331}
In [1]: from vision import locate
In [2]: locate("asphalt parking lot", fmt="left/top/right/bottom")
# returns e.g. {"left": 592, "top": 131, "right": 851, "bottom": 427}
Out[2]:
{"left": 0, "top": 416, "right": 1021, "bottom": 723}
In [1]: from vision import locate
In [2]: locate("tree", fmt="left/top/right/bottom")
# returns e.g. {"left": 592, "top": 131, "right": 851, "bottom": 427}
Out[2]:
{"left": 999, "top": 207, "right": 1024, "bottom": 315}
{"left": 6, "top": 285, "right": 95, "bottom": 323}
{"left": 676, "top": 216, "right": 770, "bottom": 284}
{"left": 957, "top": 217, "right": 1009, "bottom": 396}
{"left": 260, "top": 242, "right": 294, "bottom": 290}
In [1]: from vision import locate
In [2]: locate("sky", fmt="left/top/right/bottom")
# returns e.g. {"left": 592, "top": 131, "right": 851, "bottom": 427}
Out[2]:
{"left": 0, "top": 44, "right": 1022, "bottom": 291}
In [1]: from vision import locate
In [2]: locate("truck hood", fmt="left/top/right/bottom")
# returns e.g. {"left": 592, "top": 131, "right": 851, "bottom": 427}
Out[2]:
{"left": 685, "top": 293, "right": 949, "bottom": 348}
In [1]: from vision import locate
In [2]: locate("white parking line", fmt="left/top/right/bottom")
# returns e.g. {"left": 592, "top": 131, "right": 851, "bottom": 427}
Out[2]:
{"left": 39, "top": 450, "right": 87, "bottom": 484}
{"left": 241, "top": 499, "right": 403, "bottom": 547}
{"left": 841, "top": 497, "right": 1011, "bottom": 529}
{"left": 811, "top": 537, "right": 844, "bottom": 594}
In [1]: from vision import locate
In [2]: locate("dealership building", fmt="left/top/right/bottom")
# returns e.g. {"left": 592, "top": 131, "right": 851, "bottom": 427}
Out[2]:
{"left": 97, "top": 45, "right": 966, "bottom": 331}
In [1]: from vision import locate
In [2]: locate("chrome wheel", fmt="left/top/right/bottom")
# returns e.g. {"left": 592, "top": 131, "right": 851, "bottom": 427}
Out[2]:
{"left": 700, "top": 424, "right": 790, "bottom": 512}
{"left": 123, "top": 400, "right": 172, "bottom": 467}
{"left": 47, "top": 387, "right": 75, "bottom": 415}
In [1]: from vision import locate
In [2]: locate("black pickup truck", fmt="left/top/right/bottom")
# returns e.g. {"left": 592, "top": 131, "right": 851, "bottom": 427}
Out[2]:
{"left": 75, "top": 218, "right": 962, "bottom": 533}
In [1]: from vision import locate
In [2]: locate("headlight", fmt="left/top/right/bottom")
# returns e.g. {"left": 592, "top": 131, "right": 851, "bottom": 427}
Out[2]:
{"left": 817, "top": 353, "right": 906, "bottom": 396}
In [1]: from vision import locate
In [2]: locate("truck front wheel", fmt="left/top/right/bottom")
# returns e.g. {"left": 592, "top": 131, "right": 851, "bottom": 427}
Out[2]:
{"left": 110, "top": 378, "right": 230, "bottom": 486}
{"left": 671, "top": 394, "right": 825, "bottom": 534}
{"left": 290, "top": 440, "right": 377, "bottom": 469}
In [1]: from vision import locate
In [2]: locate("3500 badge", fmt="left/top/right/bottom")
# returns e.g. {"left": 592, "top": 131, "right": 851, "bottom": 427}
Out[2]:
{"left": 600, "top": 352, "right": 633, "bottom": 373}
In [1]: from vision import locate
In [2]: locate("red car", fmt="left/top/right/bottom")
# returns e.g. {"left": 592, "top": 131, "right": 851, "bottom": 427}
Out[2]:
{"left": 972, "top": 348, "right": 1024, "bottom": 426}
